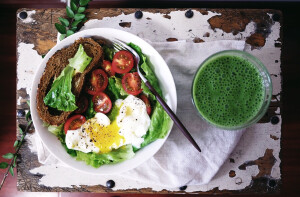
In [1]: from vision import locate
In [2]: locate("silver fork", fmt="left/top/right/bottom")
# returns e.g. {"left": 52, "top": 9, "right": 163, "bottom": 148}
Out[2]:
{"left": 111, "top": 39, "right": 201, "bottom": 153}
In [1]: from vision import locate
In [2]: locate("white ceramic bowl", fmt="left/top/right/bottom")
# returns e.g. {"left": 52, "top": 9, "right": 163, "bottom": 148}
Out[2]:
{"left": 30, "top": 28, "right": 177, "bottom": 175}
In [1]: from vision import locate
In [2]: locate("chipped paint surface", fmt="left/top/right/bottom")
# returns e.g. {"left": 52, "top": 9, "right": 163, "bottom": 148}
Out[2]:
{"left": 17, "top": 96, "right": 22, "bottom": 105}
{"left": 18, "top": 10, "right": 36, "bottom": 23}
{"left": 81, "top": 10, "right": 220, "bottom": 42}
{"left": 17, "top": 9, "right": 281, "bottom": 192}
{"left": 17, "top": 43, "right": 43, "bottom": 95}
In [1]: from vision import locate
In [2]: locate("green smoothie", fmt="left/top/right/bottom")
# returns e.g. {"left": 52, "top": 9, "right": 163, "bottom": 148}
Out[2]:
{"left": 192, "top": 53, "right": 265, "bottom": 128}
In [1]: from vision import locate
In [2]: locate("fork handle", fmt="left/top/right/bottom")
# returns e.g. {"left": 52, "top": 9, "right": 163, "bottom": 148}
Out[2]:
{"left": 144, "top": 81, "right": 201, "bottom": 152}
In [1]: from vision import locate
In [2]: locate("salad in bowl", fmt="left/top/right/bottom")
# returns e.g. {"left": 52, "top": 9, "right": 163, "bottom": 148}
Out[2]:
{"left": 30, "top": 28, "right": 176, "bottom": 174}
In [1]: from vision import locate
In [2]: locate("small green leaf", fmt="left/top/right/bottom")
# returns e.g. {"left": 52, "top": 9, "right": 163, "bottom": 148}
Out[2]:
{"left": 19, "top": 126, "right": 23, "bottom": 135}
{"left": 9, "top": 166, "right": 14, "bottom": 176}
{"left": 0, "top": 162, "right": 8, "bottom": 169}
{"left": 26, "top": 100, "right": 30, "bottom": 107}
{"left": 25, "top": 110, "right": 31, "bottom": 121}
{"left": 13, "top": 157, "right": 17, "bottom": 168}
{"left": 27, "top": 120, "right": 32, "bottom": 126}
{"left": 74, "top": 13, "right": 85, "bottom": 21}
{"left": 66, "top": 6, "right": 75, "bottom": 18}
{"left": 60, "top": 34, "right": 66, "bottom": 41}
{"left": 79, "top": 0, "right": 90, "bottom": 6}
{"left": 42, "top": 54, "right": 46, "bottom": 58}
{"left": 82, "top": 17, "right": 88, "bottom": 23}
{"left": 21, "top": 134, "right": 25, "bottom": 141}
{"left": 55, "top": 23, "right": 66, "bottom": 34}
{"left": 71, "top": 27, "right": 77, "bottom": 32}
{"left": 77, "top": 7, "right": 85, "bottom": 13}
{"left": 71, "top": 1, "right": 77, "bottom": 12}
{"left": 13, "top": 140, "right": 20, "bottom": 147}
{"left": 72, "top": 20, "right": 82, "bottom": 27}
{"left": 3, "top": 153, "right": 14, "bottom": 159}
{"left": 66, "top": 30, "right": 74, "bottom": 37}
{"left": 58, "top": 17, "right": 69, "bottom": 27}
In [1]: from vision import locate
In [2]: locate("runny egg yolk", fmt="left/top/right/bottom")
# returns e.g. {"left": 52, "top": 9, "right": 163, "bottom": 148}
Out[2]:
{"left": 83, "top": 119, "right": 125, "bottom": 153}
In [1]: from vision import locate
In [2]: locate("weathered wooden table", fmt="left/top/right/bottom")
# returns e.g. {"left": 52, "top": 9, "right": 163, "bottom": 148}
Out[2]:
{"left": 16, "top": 8, "right": 282, "bottom": 194}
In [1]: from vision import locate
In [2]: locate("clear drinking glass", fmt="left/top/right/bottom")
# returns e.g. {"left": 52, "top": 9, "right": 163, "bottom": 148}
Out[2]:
{"left": 191, "top": 50, "right": 272, "bottom": 130}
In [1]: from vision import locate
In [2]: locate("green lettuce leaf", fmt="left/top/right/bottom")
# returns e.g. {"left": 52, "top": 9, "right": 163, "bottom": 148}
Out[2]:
{"left": 107, "top": 76, "right": 128, "bottom": 101}
{"left": 141, "top": 59, "right": 162, "bottom": 96}
{"left": 103, "top": 45, "right": 116, "bottom": 61}
{"left": 141, "top": 81, "right": 156, "bottom": 102}
{"left": 48, "top": 124, "right": 64, "bottom": 136}
{"left": 43, "top": 122, "right": 64, "bottom": 136}
{"left": 44, "top": 66, "right": 78, "bottom": 111}
{"left": 141, "top": 104, "right": 171, "bottom": 147}
{"left": 76, "top": 145, "right": 135, "bottom": 168}
{"left": 69, "top": 44, "right": 92, "bottom": 73}
{"left": 85, "top": 97, "right": 96, "bottom": 120}
{"left": 107, "top": 104, "right": 120, "bottom": 122}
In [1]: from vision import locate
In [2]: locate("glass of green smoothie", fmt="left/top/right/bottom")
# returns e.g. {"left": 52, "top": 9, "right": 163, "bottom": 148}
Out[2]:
{"left": 192, "top": 50, "right": 272, "bottom": 130}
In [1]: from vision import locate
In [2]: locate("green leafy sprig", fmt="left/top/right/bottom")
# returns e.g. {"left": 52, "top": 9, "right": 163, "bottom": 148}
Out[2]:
{"left": 0, "top": 101, "right": 32, "bottom": 190}
{"left": 55, "top": 0, "right": 91, "bottom": 41}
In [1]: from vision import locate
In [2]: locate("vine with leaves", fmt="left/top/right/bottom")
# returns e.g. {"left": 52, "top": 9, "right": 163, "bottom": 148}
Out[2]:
{"left": 55, "top": 0, "right": 91, "bottom": 40}
{"left": 0, "top": 101, "right": 32, "bottom": 189}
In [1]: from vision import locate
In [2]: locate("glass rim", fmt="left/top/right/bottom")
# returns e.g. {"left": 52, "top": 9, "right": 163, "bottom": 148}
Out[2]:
{"left": 191, "top": 50, "right": 273, "bottom": 130}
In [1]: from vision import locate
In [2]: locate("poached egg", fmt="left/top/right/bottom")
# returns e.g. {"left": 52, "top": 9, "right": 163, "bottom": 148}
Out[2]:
{"left": 65, "top": 95, "right": 150, "bottom": 154}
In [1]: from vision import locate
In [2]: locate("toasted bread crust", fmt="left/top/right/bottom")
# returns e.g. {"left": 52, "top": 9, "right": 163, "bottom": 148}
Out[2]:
{"left": 36, "top": 38, "right": 103, "bottom": 126}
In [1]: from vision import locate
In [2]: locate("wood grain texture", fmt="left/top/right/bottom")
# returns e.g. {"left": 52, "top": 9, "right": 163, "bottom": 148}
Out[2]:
{"left": 0, "top": 0, "right": 297, "bottom": 196}
{"left": 15, "top": 8, "right": 282, "bottom": 194}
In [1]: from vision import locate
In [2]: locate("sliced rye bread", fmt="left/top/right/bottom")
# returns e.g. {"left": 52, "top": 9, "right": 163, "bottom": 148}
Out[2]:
{"left": 36, "top": 38, "right": 103, "bottom": 126}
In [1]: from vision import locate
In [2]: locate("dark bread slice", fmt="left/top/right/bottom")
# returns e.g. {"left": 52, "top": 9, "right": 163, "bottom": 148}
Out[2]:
{"left": 93, "top": 39, "right": 109, "bottom": 68}
{"left": 36, "top": 38, "right": 103, "bottom": 126}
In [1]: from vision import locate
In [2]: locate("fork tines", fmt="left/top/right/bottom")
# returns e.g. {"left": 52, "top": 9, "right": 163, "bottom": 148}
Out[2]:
{"left": 112, "top": 39, "right": 127, "bottom": 51}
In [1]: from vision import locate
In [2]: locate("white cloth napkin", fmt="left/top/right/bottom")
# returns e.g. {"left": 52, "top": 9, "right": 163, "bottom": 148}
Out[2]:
{"left": 35, "top": 40, "right": 246, "bottom": 188}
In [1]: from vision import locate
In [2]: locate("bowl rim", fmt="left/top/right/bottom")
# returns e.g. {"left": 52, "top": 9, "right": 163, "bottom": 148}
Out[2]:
{"left": 30, "top": 27, "right": 177, "bottom": 174}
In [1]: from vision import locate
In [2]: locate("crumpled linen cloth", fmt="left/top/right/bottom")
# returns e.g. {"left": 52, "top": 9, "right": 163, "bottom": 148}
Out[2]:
{"left": 35, "top": 39, "right": 246, "bottom": 187}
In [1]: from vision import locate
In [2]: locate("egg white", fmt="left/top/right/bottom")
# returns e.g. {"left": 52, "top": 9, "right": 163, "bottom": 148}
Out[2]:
{"left": 117, "top": 95, "right": 151, "bottom": 148}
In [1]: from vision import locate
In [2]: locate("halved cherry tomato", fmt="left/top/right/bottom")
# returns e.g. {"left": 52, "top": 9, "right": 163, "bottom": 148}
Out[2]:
{"left": 92, "top": 92, "right": 112, "bottom": 114}
{"left": 112, "top": 50, "right": 134, "bottom": 74}
{"left": 122, "top": 72, "right": 142, "bottom": 96}
{"left": 102, "top": 60, "right": 115, "bottom": 76}
{"left": 140, "top": 94, "right": 151, "bottom": 115}
{"left": 74, "top": 96, "right": 88, "bottom": 114}
{"left": 86, "top": 69, "right": 108, "bottom": 95}
{"left": 64, "top": 115, "right": 86, "bottom": 134}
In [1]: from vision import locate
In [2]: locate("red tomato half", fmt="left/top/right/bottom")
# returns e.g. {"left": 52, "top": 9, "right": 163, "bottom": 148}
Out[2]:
{"left": 64, "top": 115, "right": 86, "bottom": 134}
{"left": 74, "top": 96, "right": 88, "bottom": 114}
{"left": 102, "top": 60, "right": 115, "bottom": 76}
{"left": 92, "top": 92, "right": 112, "bottom": 114}
{"left": 140, "top": 94, "right": 151, "bottom": 115}
{"left": 86, "top": 69, "right": 108, "bottom": 95}
{"left": 112, "top": 50, "right": 134, "bottom": 74}
{"left": 122, "top": 72, "right": 142, "bottom": 96}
